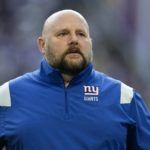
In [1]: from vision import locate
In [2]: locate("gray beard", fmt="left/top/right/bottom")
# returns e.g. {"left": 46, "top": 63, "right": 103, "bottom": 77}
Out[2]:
{"left": 57, "top": 55, "right": 88, "bottom": 76}
{"left": 45, "top": 45, "right": 92, "bottom": 75}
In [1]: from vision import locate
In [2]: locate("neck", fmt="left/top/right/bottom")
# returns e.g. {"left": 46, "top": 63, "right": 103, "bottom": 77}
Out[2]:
{"left": 61, "top": 73, "right": 74, "bottom": 87}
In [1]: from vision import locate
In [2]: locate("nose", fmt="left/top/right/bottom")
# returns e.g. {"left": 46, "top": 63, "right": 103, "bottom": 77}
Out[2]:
{"left": 69, "top": 33, "right": 78, "bottom": 45}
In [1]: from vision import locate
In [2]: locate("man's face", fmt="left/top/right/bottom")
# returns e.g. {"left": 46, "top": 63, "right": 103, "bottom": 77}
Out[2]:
{"left": 43, "top": 13, "right": 93, "bottom": 75}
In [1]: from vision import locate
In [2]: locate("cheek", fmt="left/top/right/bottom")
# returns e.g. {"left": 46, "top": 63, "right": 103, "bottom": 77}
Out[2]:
{"left": 48, "top": 44, "right": 66, "bottom": 60}
{"left": 49, "top": 40, "right": 67, "bottom": 53}
{"left": 81, "top": 41, "right": 93, "bottom": 61}
{"left": 82, "top": 39, "right": 92, "bottom": 49}
{"left": 81, "top": 41, "right": 92, "bottom": 54}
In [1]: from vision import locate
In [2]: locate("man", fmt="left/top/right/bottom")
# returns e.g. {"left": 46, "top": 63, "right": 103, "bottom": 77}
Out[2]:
{"left": 0, "top": 9, "right": 150, "bottom": 150}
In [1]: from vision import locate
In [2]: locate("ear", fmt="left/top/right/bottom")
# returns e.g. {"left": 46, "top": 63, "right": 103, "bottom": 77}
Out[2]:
{"left": 37, "top": 36, "right": 46, "bottom": 55}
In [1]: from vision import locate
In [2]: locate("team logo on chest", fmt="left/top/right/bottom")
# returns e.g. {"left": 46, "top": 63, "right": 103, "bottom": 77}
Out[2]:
{"left": 83, "top": 86, "right": 99, "bottom": 101}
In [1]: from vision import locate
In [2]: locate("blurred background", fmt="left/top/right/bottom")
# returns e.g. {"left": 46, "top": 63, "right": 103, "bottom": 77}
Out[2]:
{"left": 0, "top": 0, "right": 149, "bottom": 108}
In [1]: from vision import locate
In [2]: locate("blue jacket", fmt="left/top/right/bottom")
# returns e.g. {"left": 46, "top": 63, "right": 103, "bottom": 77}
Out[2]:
{"left": 0, "top": 59, "right": 150, "bottom": 150}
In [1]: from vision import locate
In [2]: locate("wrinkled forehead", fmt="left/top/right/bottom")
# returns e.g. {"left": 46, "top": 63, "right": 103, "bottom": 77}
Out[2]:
{"left": 42, "top": 10, "right": 89, "bottom": 36}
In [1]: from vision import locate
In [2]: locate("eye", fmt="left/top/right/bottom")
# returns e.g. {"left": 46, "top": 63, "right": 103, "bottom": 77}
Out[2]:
{"left": 77, "top": 32, "right": 86, "bottom": 37}
{"left": 57, "top": 32, "right": 68, "bottom": 37}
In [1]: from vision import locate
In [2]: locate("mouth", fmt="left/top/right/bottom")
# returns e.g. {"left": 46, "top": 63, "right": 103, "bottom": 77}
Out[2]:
{"left": 64, "top": 47, "right": 83, "bottom": 60}
{"left": 66, "top": 47, "right": 82, "bottom": 59}
{"left": 66, "top": 53, "right": 81, "bottom": 59}
{"left": 66, "top": 47, "right": 81, "bottom": 55}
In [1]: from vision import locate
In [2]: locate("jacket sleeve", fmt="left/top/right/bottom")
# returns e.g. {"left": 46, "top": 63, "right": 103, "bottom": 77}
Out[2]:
{"left": 0, "top": 108, "right": 5, "bottom": 149}
{"left": 0, "top": 82, "right": 11, "bottom": 149}
{"left": 127, "top": 91, "right": 150, "bottom": 150}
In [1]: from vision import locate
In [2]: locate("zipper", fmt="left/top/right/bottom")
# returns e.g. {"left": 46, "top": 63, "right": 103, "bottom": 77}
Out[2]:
{"left": 60, "top": 74, "right": 73, "bottom": 120}
{"left": 64, "top": 87, "right": 69, "bottom": 114}
{"left": 63, "top": 84, "right": 71, "bottom": 120}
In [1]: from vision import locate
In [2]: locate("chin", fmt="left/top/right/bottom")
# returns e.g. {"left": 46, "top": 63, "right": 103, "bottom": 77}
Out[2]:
{"left": 68, "top": 60, "right": 83, "bottom": 67}
{"left": 66, "top": 56, "right": 83, "bottom": 63}
{"left": 59, "top": 59, "right": 87, "bottom": 75}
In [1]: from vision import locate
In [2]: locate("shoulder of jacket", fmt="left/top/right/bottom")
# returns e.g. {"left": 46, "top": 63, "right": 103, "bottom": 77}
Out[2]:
{"left": 120, "top": 82, "right": 133, "bottom": 104}
{"left": 10, "top": 72, "right": 34, "bottom": 85}
{"left": 0, "top": 82, "right": 11, "bottom": 107}
{"left": 93, "top": 71, "right": 134, "bottom": 104}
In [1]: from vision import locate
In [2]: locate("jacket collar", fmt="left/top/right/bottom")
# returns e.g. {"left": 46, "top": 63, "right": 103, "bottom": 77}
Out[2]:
{"left": 39, "top": 58, "right": 93, "bottom": 85}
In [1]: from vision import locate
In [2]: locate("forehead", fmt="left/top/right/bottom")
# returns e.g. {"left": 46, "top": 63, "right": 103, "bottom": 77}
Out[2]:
{"left": 44, "top": 12, "right": 89, "bottom": 34}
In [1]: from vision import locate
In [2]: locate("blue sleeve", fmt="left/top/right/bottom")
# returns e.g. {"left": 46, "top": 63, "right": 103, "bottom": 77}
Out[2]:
{"left": 0, "top": 108, "right": 5, "bottom": 149}
{"left": 0, "top": 82, "right": 11, "bottom": 149}
{"left": 127, "top": 91, "right": 150, "bottom": 150}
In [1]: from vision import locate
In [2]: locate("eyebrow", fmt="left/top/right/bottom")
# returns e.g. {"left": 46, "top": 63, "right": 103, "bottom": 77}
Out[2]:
{"left": 55, "top": 28, "right": 87, "bottom": 33}
{"left": 76, "top": 29, "right": 87, "bottom": 33}
{"left": 57, "top": 28, "right": 69, "bottom": 32}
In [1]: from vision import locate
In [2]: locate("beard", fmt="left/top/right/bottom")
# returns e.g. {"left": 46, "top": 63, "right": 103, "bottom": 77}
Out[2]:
{"left": 58, "top": 53, "right": 87, "bottom": 76}
{"left": 45, "top": 46, "right": 92, "bottom": 76}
